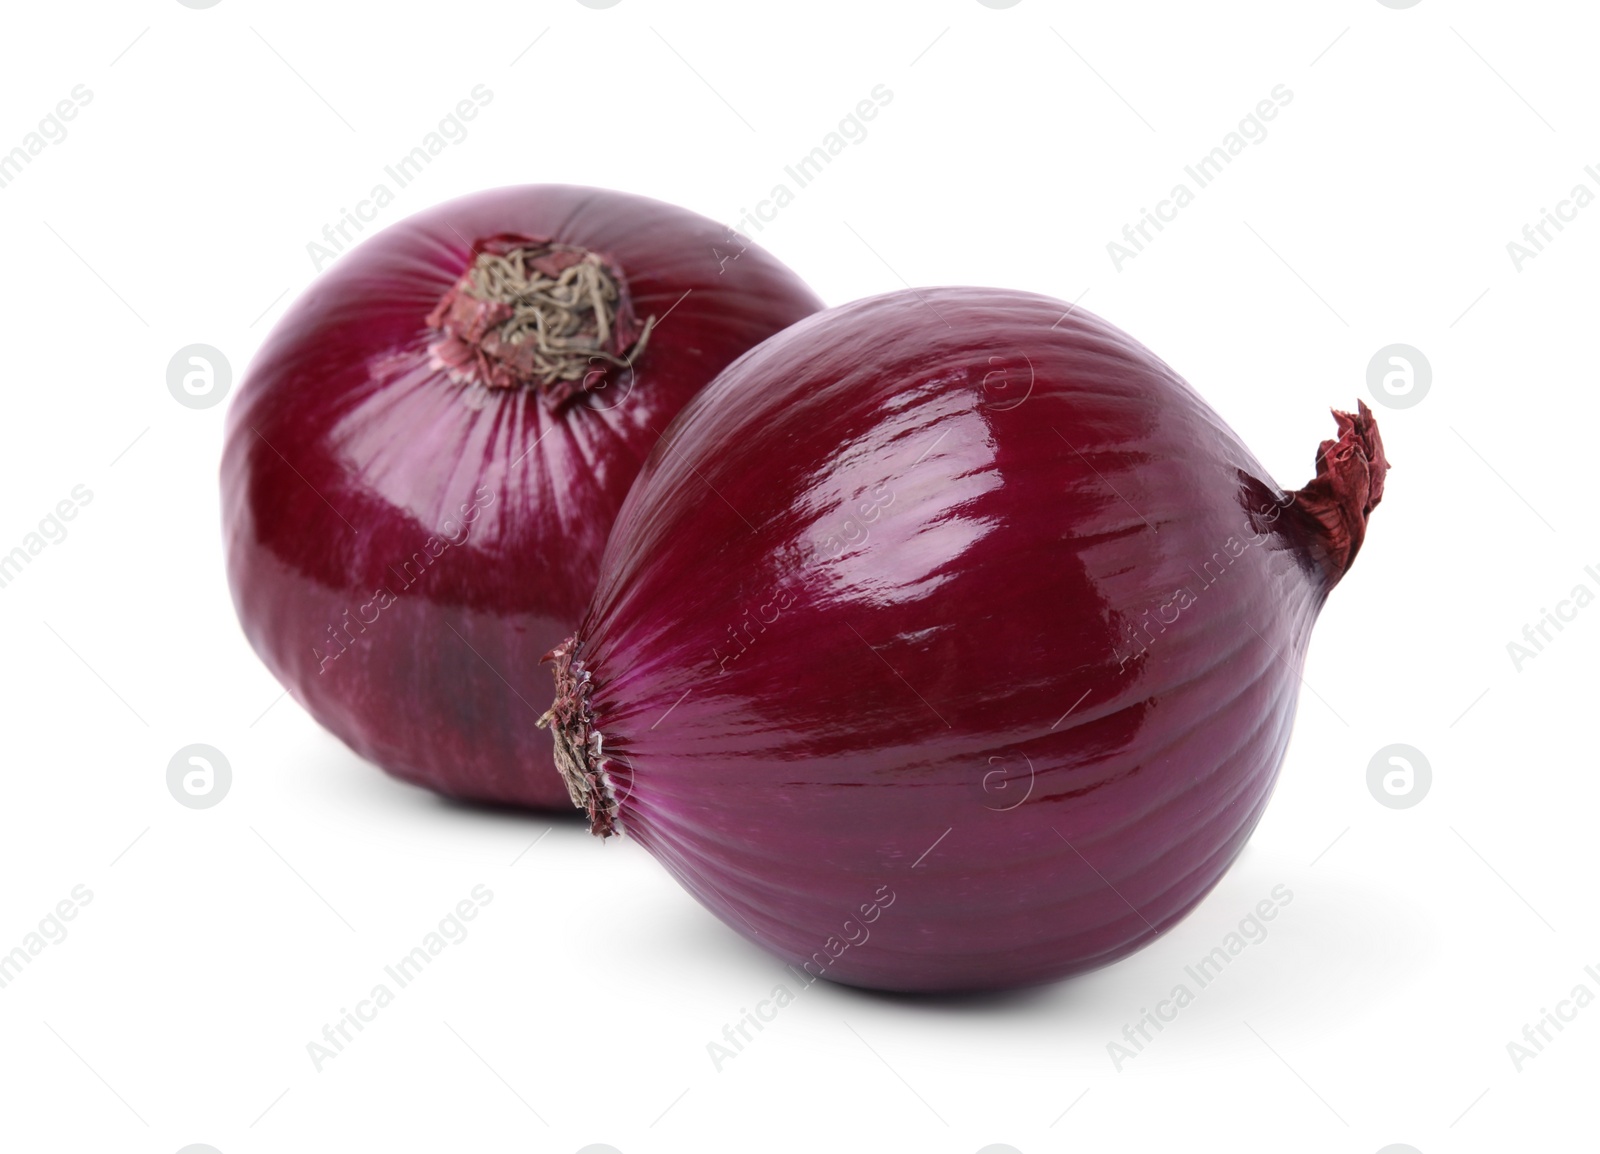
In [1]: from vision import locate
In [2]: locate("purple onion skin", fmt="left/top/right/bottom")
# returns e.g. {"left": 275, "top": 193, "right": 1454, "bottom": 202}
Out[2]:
{"left": 222, "top": 185, "right": 822, "bottom": 810}
{"left": 549, "top": 287, "right": 1387, "bottom": 992}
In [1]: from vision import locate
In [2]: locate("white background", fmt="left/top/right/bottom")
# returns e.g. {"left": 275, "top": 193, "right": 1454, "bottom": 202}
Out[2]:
{"left": 0, "top": 2, "right": 1594, "bottom": 1152}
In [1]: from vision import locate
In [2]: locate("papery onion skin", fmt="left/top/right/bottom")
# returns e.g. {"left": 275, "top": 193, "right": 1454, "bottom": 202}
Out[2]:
{"left": 222, "top": 185, "right": 822, "bottom": 809}
{"left": 545, "top": 287, "right": 1387, "bottom": 992}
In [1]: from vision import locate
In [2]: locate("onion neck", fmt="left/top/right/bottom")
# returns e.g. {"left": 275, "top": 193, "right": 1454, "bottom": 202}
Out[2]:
{"left": 426, "top": 236, "right": 655, "bottom": 408}
{"left": 538, "top": 635, "right": 617, "bottom": 837}
{"left": 1282, "top": 400, "right": 1389, "bottom": 590}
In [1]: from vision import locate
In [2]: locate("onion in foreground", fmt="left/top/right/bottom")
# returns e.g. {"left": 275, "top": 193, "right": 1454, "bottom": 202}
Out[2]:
{"left": 543, "top": 287, "right": 1387, "bottom": 992}
{"left": 223, "top": 185, "right": 822, "bottom": 809}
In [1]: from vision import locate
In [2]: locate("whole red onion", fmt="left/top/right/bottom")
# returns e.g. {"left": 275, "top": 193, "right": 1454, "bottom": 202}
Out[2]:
{"left": 544, "top": 287, "right": 1387, "bottom": 991}
{"left": 223, "top": 185, "right": 821, "bottom": 809}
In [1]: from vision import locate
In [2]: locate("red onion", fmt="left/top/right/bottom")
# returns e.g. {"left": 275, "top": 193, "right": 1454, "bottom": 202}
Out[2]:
{"left": 223, "top": 185, "right": 822, "bottom": 809}
{"left": 543, "top": 287, "right": 1387, "bottom": 991}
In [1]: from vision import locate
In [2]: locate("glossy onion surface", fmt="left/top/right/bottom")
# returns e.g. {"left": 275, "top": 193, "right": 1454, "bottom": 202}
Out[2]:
{"left": 548, "top": 287, "right": 1386, "bottom": 991}
{"left": 223, "top": 185, "right": 822, "bottom": 808}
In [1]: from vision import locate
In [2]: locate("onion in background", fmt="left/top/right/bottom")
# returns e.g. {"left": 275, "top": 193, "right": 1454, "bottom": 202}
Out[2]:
{"left": 223, "top": 185, "right": 823, "bottom": 809}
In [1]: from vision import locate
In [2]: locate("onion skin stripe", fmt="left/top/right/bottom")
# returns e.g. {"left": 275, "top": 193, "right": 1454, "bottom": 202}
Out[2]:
{"left": 628, "top": 778, "right": 1278, "bottom": 991}
{"left": 616, "top": 666, "right": 1297, "bottom": 989}
{"left": 593, "top": 583, "right": 1306, "bottom": 988}
{"left": 606, "top": 619, "right": 1301, "bottom": 874}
